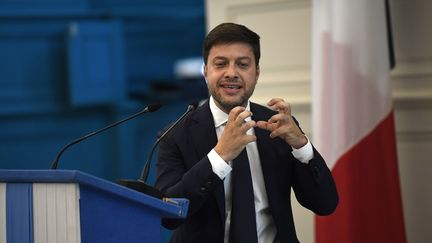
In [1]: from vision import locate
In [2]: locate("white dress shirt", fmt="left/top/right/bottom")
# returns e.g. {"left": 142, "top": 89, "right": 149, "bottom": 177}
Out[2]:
{"left": 207, "top": 97, "right": 314, "bottom": 243}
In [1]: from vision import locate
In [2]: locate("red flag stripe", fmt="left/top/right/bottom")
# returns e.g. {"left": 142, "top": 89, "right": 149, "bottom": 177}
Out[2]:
{"left": 316, "top": 111, "right": 406, "bottom": 243}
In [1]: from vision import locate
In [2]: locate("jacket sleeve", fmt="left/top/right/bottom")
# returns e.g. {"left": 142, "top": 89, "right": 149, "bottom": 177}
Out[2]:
{"left": 154, "top": 132, "right": 223, "bottom": 229}
{"left": 291, "top": 146, "right": 339, "bottom": 215}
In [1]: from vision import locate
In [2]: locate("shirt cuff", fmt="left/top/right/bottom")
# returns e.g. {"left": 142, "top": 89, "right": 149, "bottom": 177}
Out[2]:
{"left": 291, "top": 136, "right": 314, "bottom": 164}
{"left": 208, "top": 149, "right": 232, "bottom": 179}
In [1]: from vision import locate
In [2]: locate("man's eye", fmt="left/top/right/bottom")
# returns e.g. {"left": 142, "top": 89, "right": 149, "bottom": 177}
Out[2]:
{"left": 215, "top": 62, "right": 226, "bottom": 67}
{"left": 239, "top": 63, "right": 249, "bottom": 68}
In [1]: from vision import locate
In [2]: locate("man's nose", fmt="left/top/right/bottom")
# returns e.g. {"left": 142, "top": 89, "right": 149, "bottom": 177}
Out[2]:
{"left": 224, "top": 64, "right": 238, "bottom": 79}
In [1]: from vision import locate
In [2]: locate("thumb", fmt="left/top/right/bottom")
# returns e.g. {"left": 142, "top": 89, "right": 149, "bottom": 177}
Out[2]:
{"left": 256, "top": 121, "right": 272, "bottom": 131}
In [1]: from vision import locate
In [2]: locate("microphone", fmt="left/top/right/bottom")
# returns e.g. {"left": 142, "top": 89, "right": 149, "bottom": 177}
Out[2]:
{"left": 140, "top": 102, "right": 198, "bottom": 182}
{"left": 50, "top": 103, "right": 162, "bottom": 170}
{"left": 117, "top": 102, "right": 198, "bottom": 198}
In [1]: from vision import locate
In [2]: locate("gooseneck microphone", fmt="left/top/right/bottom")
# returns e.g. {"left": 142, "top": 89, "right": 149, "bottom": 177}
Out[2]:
{"left": 50, "top": 103, "right": 162, "bottom": 170}
{"left": 117, "top": 102, "right": 198, "bottom": 198}
{"left": 140, "top": 102, "right": 198, "bottom": 182}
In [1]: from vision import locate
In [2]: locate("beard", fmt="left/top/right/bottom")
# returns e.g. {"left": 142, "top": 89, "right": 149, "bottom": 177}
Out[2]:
{"left": 208, "top": 78, "right": 256, "bottom": 113}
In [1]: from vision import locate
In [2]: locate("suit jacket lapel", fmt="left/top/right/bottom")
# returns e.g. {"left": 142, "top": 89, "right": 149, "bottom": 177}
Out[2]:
{"left": 188, "top": 100, "right": 226, "bottom": 225}
{"left": 189, "top": 101, "right": 218, "bottom": 159}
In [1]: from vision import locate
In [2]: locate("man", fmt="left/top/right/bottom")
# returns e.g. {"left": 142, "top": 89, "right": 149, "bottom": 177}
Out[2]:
{"left": 155, "top": 23, "right": 338, "bottom": 243}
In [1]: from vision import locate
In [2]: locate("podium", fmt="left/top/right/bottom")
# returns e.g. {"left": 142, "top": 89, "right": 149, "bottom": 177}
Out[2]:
{"left": 0, "top": 170, "right": 188, "bottom": 243}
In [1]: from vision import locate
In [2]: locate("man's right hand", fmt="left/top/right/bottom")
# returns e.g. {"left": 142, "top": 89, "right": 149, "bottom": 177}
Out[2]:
{"left": 214, "top": 106, "right": 257, "bottom": 162}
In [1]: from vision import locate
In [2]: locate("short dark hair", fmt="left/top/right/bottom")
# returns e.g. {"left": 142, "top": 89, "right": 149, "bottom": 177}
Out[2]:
{"left": 202, "top": 23, "right": 261, "bottom": 65}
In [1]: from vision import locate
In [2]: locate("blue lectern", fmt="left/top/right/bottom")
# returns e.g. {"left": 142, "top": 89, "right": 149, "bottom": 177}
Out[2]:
{"left": 0, "top": 170, "right": 188, "bottom": 243}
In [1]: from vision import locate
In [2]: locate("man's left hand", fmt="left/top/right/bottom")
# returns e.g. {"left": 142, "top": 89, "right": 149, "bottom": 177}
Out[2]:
{"left": 256, "top": 98, "right": 307, "bottom": 149}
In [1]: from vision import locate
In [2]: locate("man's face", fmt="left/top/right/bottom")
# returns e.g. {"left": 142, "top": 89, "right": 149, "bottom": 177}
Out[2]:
{"left": 204, "top": 42, "right": 259, "bottom": 113}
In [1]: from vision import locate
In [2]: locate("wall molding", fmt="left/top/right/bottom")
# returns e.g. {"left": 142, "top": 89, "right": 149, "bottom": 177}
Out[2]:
{"left": 397, "top": 131, "right": 432, "bottom": 142}
{"left": 391, "top": 59, "right": 432, "bottom": 103}
{"left": 226, "top": 0, "right": 310, "bottom": 20}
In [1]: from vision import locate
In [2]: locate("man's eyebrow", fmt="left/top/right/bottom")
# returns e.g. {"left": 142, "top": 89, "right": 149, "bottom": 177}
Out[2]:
{"left": 237, "top": 57, "right": 252, "bottom": 61}
{"left": 212, "top": 56, "right": 228, "bottom": 61}
{"left": 212, "top": 56, "right": 252, "bottom": 61}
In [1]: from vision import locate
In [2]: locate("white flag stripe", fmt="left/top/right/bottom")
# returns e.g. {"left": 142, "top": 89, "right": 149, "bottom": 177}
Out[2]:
{"left": 312, "top": 0, "right": 393, "bottom": 169}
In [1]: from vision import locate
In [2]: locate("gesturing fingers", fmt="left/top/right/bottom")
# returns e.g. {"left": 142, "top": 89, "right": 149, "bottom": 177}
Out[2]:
{"left": 256, "top": 120, "right": 276, "bottom": 133}
{"left": 257, "top": 112, "right": 290, "bottom": 132}
{"left": 236, "top": 110, "right": 253, "bottom": 125}
{"left": 228, "top": 106, "right": 246, "bottom": 123}
{"left": 257, "top": 98, "right": 306, "bottom": 146}
{"left": 256, "top": 114, "right": 289, "bottom": 139}
{"left": 241, "top": 119, "right": 257, "bottom": 134}
{"left": 267, "top": 98, "right": 291, "bottom": 115}
{"left": 216, "top": 106, "right": 256, "bottom": 162}
{"left": 227, "top": 107, "right": 255, "bottom": 131}
{"left": 267, "top": 113, "right": 289, "bottom": 124}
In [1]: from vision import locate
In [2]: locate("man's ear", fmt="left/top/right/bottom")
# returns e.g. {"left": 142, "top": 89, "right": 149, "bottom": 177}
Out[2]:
{"left": 256, "top": 65, "right": 260, "bottom": 81}
{"left": 203, "top": 65, "right": 208, "bottom": 83}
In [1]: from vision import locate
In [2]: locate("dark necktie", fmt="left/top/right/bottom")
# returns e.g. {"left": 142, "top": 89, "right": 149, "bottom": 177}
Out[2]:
{"left": 229, "top": 148, "right": 258, "bottom": 243}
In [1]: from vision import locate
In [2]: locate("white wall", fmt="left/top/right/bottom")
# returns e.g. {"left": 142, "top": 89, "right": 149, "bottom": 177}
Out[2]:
{"left": 205, "top": 0, "right": 432, "bottom": 242}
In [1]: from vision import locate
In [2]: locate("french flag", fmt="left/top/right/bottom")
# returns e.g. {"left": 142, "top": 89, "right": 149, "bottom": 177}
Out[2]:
{"left": 312, "top": 0, "right": 407, "bottom": 242}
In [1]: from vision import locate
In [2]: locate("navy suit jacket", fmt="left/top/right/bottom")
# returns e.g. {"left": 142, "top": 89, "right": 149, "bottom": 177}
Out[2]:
{"left": 155, "top": 100, "right": 338, "bottom": 243}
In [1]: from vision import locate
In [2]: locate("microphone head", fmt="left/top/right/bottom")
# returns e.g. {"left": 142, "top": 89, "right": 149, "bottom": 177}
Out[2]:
{"left": 147, "top": 103, "right": 163, "bottom": 113}
{"left": 188, "top": 101, "right": 199, "bottom": 111}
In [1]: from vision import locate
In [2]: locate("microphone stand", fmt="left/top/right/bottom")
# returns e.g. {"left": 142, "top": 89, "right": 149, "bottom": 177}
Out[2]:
{"left": 117, "top": 103, "right": 197, "bottom": 199}
{"left": 50, "top": 103, "right": 162, "bottom": 170}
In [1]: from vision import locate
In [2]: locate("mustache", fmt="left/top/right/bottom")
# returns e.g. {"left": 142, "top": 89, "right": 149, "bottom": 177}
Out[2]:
{"left": 220, "top": 78, "right": 242, "bottom": 83}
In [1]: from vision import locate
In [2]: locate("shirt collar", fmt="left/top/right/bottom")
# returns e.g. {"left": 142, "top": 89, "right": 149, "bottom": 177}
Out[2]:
{"left": 209, "top": 96, "right": 251, "bottom": 128}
